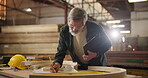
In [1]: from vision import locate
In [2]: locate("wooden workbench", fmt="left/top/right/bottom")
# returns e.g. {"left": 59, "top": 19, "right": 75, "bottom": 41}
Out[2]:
{"left": 0, "top": 67, "right": 142, "bottom": 78}
{"left": 0, "top": 69, "right": 32, "bottom": 78}
{"left": 0, "top": 66, "right": 126, "bottom": 78}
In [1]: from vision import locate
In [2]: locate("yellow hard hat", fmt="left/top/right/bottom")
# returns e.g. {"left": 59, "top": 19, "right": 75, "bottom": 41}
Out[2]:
{"left": 8, "top": 54, "right": 28, "bottom": 69}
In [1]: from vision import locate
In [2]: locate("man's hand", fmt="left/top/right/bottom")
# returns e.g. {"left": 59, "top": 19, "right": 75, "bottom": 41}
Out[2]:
{"left": 82, "top": 50, "right": 97, "bottom": 61}
{"left": 50, "top": 62, "right": 61, "bottom": 73}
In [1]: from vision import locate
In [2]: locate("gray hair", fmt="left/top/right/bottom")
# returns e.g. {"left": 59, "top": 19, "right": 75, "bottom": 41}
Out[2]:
{"left": 68, "top": 7, "right": 88, "bottom": 22}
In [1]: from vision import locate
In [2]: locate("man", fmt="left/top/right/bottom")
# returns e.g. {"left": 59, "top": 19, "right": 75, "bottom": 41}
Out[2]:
{"left": 50, "top": 7, "right": 111, "bottom": 72}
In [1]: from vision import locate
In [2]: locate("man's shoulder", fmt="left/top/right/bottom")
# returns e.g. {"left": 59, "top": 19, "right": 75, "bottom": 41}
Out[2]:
{"left": 86, "top": 21, "right": 103, "bottom": 30}
{"left": 60, "top": 24, "right": 69, "bottom": 32}
{"left": 86, "top": 21, "right": 97, "bottom": 25}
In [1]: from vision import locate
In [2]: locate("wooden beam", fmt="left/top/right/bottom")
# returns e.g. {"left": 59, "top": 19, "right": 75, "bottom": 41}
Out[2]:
{"left": 48, "top": 0, "right": 65, "bottom": 9}
{"left": 125, "top": 0, "right": 132, "bottom": 12}
{"left": 97, "top": 0, "right": 124, "bottom": 2}
{"left": 21, "top": 60, "right": 50, "bottom": 66}
{"left": 106, "top": 51, "right": 148, "bottom": 68}
{"left": 1, "top": 24, "right": 58, "bottom": 33}
{"left": 0, "top": 43, "right": 58, "bottom": 54}
{"left": 0, "top": 33, "right": 59, "bottom": 43}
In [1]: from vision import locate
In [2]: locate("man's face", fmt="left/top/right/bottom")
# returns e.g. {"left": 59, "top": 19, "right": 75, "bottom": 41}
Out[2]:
{"left": 68, "top": 19, "right": 85, "bottom": 36}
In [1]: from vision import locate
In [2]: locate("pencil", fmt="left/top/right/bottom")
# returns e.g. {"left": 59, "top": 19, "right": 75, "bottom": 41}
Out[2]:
{"left": 49, "top": 57, "right": 56, "bottom": 73}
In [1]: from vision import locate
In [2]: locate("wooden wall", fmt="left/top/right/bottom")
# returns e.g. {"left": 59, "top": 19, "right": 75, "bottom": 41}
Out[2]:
{"left": 0, "top": 24, "right": 59, "bottom": 55}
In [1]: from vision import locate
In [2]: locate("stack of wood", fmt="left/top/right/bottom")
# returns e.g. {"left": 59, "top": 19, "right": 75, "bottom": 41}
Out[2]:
{"left": 20, "top": 55, "right": 52, "bottom": 70}
{"left": 21, "top": 60, "right": 51, "bottom": 70}
{"left": 0, "top": 24, "right": 59, "bottom": 54}
{"left": 21, "top": 59, "right": 78, "bottom": 72}
{"left": 41, "top": 61, "right": 78, "bottom": 72}
{"left": 106, "top": 51, "right": 148, "bottom": 68}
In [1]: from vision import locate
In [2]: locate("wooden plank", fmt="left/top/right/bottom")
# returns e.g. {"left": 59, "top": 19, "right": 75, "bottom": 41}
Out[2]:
{"left": 107, "top": 59, "right": 148, "bottom": 63}
{"left": 107, "top": 51, "right": 148, "bottom": 54}
{"left": 30, "top": 66, "right": 126, "bottom": 78}
{"left": 0, "top": 49, "right": 57, "bottom": 54}
{"left": 106, "top": 51, "right": 148, "bottom": 58}
{"left": 126, "top": 69, "right": 148, "bottom": 76}
{"left": 0, "top": 33, "right": 59, "bottom": 37}
{"left": 0, "top": 70, "right": 31, "bottom": 78}
{"left": 107, "top": 57, "right": 148, "bottom": 60}
{"left": 0, "top": 43, "right": 58, "bottom": 49}
{"left": 0, "top": 43, "right": 58, "bottom": 54}
{"left": 1, "top": 24, "right": 58, "bottom": 33}
{"left": 109, "top": 62, "right": 148, "bottom": 68}
{"left": 21, "top": 60, "right": 50, "bottom": 66}
{"left": 0, "top": 33, "right": 59, "bottom": 43}
{"left": 106, "top": 51, "right": 148, "bottom": 68}
{"left": 0, "top": 67, "right": 127, "bottom": 78}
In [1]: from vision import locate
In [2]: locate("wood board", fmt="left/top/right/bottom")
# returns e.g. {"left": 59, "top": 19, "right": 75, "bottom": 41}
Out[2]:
{"left": 21, "top": 60, "right": 50, "bottom": 66}
{"left": 106, "top": 51, "right": 148, "bottom": 68}
{"left": 0, "top": 24, "right": 60, "bottom": 54}
{"left": 0, "top": 70, "right": 31, "bottom": 78}
{"left": 1, "top": 24, "right": 58, "bottom": 33}
{"left": 0, "top": 43, "right": 58, "bottom": 54}
{"left": 108, "top": 62, "right": 148, "bottom": 68}
{"left": 0, "top": 69, "right": 140, "bottom": 78}
{"left": 30, "top": 66, "right": 126, "bottom": 78}
{"left": 0, "top": 33, "right": 59, "bottom": 43}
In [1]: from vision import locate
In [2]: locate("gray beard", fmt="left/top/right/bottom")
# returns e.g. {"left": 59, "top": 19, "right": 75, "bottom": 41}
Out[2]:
{"left": 69, "top": 28, "right": 81, "bottom": 36}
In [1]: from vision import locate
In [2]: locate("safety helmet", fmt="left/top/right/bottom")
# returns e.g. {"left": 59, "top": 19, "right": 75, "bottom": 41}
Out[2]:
{"left": 8, "top": 54, "right": 27, "bottom": 69}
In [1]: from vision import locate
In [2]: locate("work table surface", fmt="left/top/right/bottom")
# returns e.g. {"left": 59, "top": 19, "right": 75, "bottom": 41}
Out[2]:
{"left": 0, "top": 69, "right": 32, "bottom": 78}
{"left": 0, "top": 68, "right": 142, "bottom": 78}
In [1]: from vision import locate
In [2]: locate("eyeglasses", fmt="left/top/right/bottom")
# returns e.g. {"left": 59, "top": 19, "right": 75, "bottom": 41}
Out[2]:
{"left": 69, "top": 25, "right": 84, "bottom": 30}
